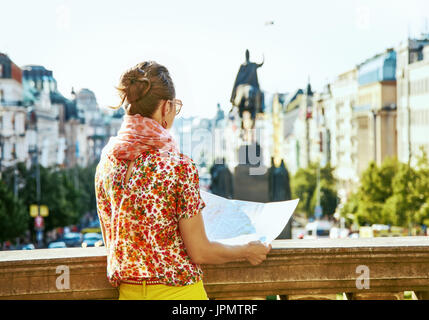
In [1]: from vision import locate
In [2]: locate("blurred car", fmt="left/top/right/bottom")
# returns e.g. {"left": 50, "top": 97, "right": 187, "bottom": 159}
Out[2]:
{"left": 329, "top": 227, "right": 350, "bottom": 239}
{"left": 390, "top": 226, "right": 406, "bottom": 237}
{"left": 81, "top": 219, "right": 101, "bottom": 234}
{"left": 304, "top": 220, "right": 333, "bottom": 239}
{"left": 372, "top": 224, "right": 390, "bottom": 237}
{"left": 82, "top": 233, "right": 104, "bottom": 247}
{"left": 48, "top": 241, "right": 67, "bottom": 249}
{"left": 20, "top": 244, "right": 35, "bottom": 250}
{"left": 359, "top": 226, "right": 374, "bottom": 238}
{"left": 61, "top": 232, "right": 83, "bottom": 247}
{"left": 349, "top": 232, "right": 359, "bottom": 239}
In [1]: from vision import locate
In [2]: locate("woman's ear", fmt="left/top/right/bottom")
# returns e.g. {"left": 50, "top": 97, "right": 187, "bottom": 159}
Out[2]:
{"left": 161, "top": 100, "right": 172, "bottom": 117}
{"left": 160, "top": 100, "right": 167, "bottom": 117}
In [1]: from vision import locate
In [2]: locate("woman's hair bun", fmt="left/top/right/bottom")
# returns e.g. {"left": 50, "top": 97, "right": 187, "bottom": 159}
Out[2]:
{"left": 109, "top": 61, "right": 175, "bottom": 118}
{"left": 121, "top": 71, "right": 151, "bottom": 103}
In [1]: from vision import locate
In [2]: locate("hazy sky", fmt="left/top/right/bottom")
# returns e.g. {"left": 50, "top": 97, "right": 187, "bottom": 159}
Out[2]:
{"left": 1, "top": 0, "right": 429, "bottom": 119}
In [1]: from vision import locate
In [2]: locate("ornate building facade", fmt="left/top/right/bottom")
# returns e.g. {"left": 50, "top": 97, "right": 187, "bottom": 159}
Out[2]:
{"left": 396, "top": 35, "right": 429, "bottom": 166}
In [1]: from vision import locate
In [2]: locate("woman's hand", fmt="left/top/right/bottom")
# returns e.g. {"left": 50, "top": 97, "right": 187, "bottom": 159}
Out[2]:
{"left": 245, "top": 241, "right": 272, "bottom": 265}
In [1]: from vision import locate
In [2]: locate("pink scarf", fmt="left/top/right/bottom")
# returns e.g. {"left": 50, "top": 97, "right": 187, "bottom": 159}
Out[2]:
{"left": 102, "top": 114, "right": 179, "bottom": 161}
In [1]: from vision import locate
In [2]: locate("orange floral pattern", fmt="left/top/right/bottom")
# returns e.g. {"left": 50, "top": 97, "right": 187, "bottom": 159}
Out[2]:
{"left": 95, "top": 149, "right": 205, "bottom": 287}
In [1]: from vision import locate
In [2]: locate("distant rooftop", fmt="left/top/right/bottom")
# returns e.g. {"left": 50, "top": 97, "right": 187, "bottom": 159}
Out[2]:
{"left": 358, "top": 49, "right": 396, "bottom": 86}
{"left": 22, "top": 65, "right": 54, "bottom": 79}
{"left": 0, "top": 53, "right": 22, "bottom": 83}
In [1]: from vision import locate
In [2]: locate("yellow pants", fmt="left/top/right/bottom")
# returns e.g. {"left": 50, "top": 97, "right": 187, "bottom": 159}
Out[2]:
{"left": 118, "top": 280, "right": 208, "bottom": 300}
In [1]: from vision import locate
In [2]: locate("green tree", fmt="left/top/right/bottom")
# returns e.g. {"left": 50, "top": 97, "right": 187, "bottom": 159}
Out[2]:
{"left": 353, "top": 158, "right": 399, "bottom": 225}
{"left": 2, "top": 163, "right": 87, "bottom": 234}
{"left": 291, "top": 164, "right": 316, "bottom": 216}
{"left": 291, "top": 163, "right": 338, "bottom": 218}
{"left": 40, "top": 166, "right": 82, "bottom": 231}
{"left": 0, "top": 160, "right": 101, "bottom": 245}
{"left": 415, "top": 148, "right": 429, "bottom": 225}
{"left": 341, "top": 149, "right": 429, "bottom": 228}
{"left": 380, "top": 150, "right": 429, "bottom": 228}
{"left": 309, "top": 180, "right": 338, "bottom": 218}
{"left": 381, "top": 164, "right": 419, "bottom": 226}
{"left": 0, "top": 180, "right": 28, "bottom": 243}
{"left": 76, "top": 162, "right": 98, "bottom": 215}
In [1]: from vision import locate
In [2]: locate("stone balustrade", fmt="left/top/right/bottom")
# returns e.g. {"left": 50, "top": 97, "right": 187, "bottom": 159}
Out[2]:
{"left": 1, "top": 237, "right": 429, "bottom": 300}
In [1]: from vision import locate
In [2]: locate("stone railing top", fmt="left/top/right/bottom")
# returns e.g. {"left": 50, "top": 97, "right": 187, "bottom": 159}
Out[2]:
{"left": 0, "top": 247, "right": 106, "bottom": 263}
{"left": 1, "top": 236, "right": 428, "bottom": 264}
{"left": 271, "top": 236, "right": 429, "bottom": 249}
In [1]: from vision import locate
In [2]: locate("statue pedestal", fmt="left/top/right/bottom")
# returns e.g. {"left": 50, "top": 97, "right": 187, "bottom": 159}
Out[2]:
{"left": 233, "top": 143, "right": 269, "bottom": 203}
{"left": 268, "top": 160, "right": 293, "bottom": 239}
{"left": 233, "top": 164, "right": 269, "bottom": 203}
{"left": 232, "top": 144, "right": 292, "bottom": 239}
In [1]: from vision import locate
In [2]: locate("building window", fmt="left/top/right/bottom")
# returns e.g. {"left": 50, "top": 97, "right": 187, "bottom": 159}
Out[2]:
{"left": 411, "top": 109, "right": 429, "bottom": 126}
{"left": 411, "top": 77, "right": 429, "bottom": 95}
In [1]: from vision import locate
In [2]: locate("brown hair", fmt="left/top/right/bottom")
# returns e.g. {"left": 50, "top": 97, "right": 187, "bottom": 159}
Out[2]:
{"left": 110, "top": 61, "right": 175, "bottom": 117}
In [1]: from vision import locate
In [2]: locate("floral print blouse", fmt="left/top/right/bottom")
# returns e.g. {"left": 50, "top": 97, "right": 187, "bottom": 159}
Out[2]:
{"left": 94, "top": 149, "right": 206, "bottom": 287}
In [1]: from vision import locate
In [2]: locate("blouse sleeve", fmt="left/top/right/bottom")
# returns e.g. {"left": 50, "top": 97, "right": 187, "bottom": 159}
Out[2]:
{"left": 94, "top": 164, "right": 112, "bottom": 246}
{"left": 176, "top": 158, "right": 206, "bottom": 220}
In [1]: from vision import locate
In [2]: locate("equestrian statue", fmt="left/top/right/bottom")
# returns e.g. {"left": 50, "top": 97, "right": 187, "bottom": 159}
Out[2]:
{"left": 230, "top": 49, "right": 265, "bottom": 130}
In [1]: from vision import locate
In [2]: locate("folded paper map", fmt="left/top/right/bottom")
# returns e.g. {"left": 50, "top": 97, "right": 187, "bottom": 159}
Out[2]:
{"left": 200, "top": 190, "right": 299, "bottom": 245}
